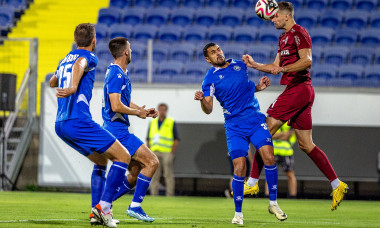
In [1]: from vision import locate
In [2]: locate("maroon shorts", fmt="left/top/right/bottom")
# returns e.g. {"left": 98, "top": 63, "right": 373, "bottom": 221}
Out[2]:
{"left": 267, "top": 83, "right": 315, "bottom": 130}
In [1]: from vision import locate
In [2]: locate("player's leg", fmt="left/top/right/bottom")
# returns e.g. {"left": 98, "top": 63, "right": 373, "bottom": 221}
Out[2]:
{"left": 231, "top": 156, "right": 247, "bottom": 225}
{"left": 150, "top": 152, "right": 163, "bottom": 196}
{"left": 113, "top": 160, "right": 143, "bottom": 201}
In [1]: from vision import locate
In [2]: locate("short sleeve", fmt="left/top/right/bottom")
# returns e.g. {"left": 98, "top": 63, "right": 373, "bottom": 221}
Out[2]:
{"left": 107, "top": 69, "right": 124, "bottom": 94}
{"left": 294, "top": 30, "right": 312, "bottom": 50}
{"left": 202, "top": 74, "right": 214, "bottom": 97}
{"left": 81, "top": 52, "right": 98, "bottom": 71}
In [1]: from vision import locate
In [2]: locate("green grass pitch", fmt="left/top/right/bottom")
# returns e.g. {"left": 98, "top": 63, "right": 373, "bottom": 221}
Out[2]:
{"left": 0, "top": 192, "right": 379, "bottom": 227}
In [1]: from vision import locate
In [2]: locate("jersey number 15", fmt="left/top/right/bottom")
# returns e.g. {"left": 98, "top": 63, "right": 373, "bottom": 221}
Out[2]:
{"left": 57, "top": 64, "right": 73, "bottom": 89}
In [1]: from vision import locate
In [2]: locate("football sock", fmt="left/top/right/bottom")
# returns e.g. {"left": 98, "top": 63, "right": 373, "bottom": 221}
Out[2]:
{"left": 250, "top": 150, "right": 264, "bottom": 179}
{"left": 232, "top": 175, "right": 245, "bottom": 213}
{"left": 235, "top": 212, "right": 243, "bottom": 217}
{"left": 100, "top": 162, "right": 128, "bottom": 213}
{"left": 247, "top": 177, "right": 259, "bottom": 187}
{"left": 269, "top": 200, "right": 278, "bottom": 206}
{"left": 91, "top": 165, "right": 106, "bottom": 208}
{"left": 112, "top": 176, "right": 132, "bottom": 201}
{"left": 264, "top": 164, "right": 278, "bottom": 201}
{"left": 331, "top": 178, "right": 340, "bottom": 190}
{"left": 307, "top": 146, "right": 338, "bottom": 182}
{"left": 131, "top": 173, "right": 151, "bottom": 207}
{"left": 99, "top": 200, "right": 111, "bottom": 214}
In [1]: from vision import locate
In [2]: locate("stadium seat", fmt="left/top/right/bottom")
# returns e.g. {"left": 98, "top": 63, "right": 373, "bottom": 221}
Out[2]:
{"left": 312, "top": 64, "right": 338, "bottom": 79}
{"left": 320, "top": 10, "right": 344, "bottom": 29}
{"left": 134, "top": 0, "right": 155, "bottom": 8}
{"left": 95, "top": 24, "right": 108, "bottom": 41}
{"left": 330, "top": 0, "right": 354, "bottom": 11}
{"left": 295, "top": 9, "right": 319, "bottom": 29}
{"left": 370, "top": 11, "right": 380, "bottom": 28}
{"left": 364, "top": 65, "right": 380, "bottom": 79}
{"left": 195, "top": 8, "right": 219, "bottom": 27}
{"left": 109, "top": 24, "right": 133, "bottom": 39}
{"left": 134, "top": 60, "right": 158, "bottom": 75}
{"left": 375, "top": 48, "right": 380, "bottom": 64}
{"left": 338, "top": 65, "right": 364, "bottom": 79}
{"left": 281, "top": 0, "right": 303, "bottom": 9}
{"left": 220, "top": 8, "right": 244, "bottom": 27}
{"left": 231, "top": 0, "right": 251, "bottom": 8}
{"left": 234, "top": 26, "right": 257, "bottom": 43}
{"left": 324, "top": 46, "right": 349, "bottom": 66}
{"left": 146, "top": 7, "right": 170, "bottom": 27}
{"left": 157, "top": 0, "right": 180, "bottom": 9}
{"left": 158, "top": 25, "right": 183, "bottom": 42}
{"left": 349, "top": 47, "right": 374, "bottom": 66}
{"left": 171, "top": 7, "right": 194, "bottom": 27}
{"left": 184, "top": 60, "right": 210, "bottom": 76}
{"left": 121, "top": 7, "right": 145, "bottom": 26}
{"left": 131, "top": 42, "right": 146, "bottom": 60}
{"left": 248, "top": 45, "right": 273, "bottom": 63}
{"left": 98, "top": 7, "right": 120, "bottom": 26}
{"left": 222, "top": 43, "right": 247, "bottom": 60}
{"left": 334, "top": 28, "right": 358, "bottom": 46}
{"left": 183, "top": 0, "right": 204, "bottom": 8}
{"left": 133, "top": 24, "right": 158, "bottom": 41}
{"left": 95, "top": 61, "right": 109, "bottom": 81}
{"left": 327, "top": 78, "right": 353, "bottom": 87}
{"left": 258, "top": 29, "right": 281, "bottom": 44}
{"left": 110, "top": 0, "right": 131, "bottom": 9}
{"left": 355, "top": 0, "right": 377, "bottom": 12}
{"left": 305, "top": 0, "right": 329, "bottom": 10}
{"left": 0, "top": 6, "right": 14, "bottom": 31}
{"left": 130, "top": 73, "right": 148, "bottom": 83}
{"left": 95, "top": 42, "right": 113, "bottom": 62}
{"left": 309, "top": 27, "right": 334, "bottom": 46}
{"left": 153, "top": 43, "right": 170, "bottom": 62}
{"left": 184, "top": 25, "right": 208, "bottom": 42}
{"left": 353, "top": 78, "right": 380, "bottom": 87}
{"left": 206, "top": 0, "right": 228, "bottom": 8}
{"left": 360, "top": 28, "right": 380, "bottom": 46}
{"left": 208, "top": 26, "right": 232, "bottom": 42}
{"left": 312, "top": 46, "right": 323, "bottom": 64}
{"left": 3, "top": 0, "right": 26, "bottom": 10}
{"left": 158, "top": 60, "right": 184, "bottom": 76}
{"left": 311, "top": 77, "right": 328, "bottom": 87}
{"left": 345, "top": 10, "right": 369, "bottom": 30}
{"left": 170, "top": 42, "right": 195, "bottom": 62}
{"left": 246, "top": 12, "right": 267, "bottom": 27}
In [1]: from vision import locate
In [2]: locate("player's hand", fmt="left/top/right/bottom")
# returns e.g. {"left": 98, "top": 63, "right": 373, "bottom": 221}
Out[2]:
{"left": 256, "top": 76, "right": 271, "bottom": 91}
{"left": 242, "top": 54, "right": 257, "bottom": 69}
{"left": 194, "top": 90, "right": 205, "bottom": 101}
{"left": 56, "top": 88, "right": 76, "bottom": 98}
{"left": 146, "top": 108, "right": 158, "bottom": 118}
{"left": 271, "top": 66, "right": 284, "bottom": 75}
{"left": 137, "top": 105, "right": 147, "bottom": 119}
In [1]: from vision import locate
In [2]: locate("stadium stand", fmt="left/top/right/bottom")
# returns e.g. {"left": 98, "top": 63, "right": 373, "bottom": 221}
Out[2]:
{"left": 121, "top": 7, "right": 146, "bottom": 26}
{"left": 305, "top": 0, "right": 329, "bottom": 10}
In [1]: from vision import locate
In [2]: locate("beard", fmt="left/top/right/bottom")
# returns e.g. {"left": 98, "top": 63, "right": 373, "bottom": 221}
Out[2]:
{"left": 212, "top": 55, "right": 226, "bottom": 67}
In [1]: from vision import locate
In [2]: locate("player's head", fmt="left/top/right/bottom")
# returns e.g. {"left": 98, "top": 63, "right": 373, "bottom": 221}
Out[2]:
{"left": 203, "top": 43, "right": 226, "bottom": 67}
{"left": 158, "top": 103, "right": 168, "bottom": 118}
{"left": 74, "top": 23, "right": 96, "bottom": 51}
{"left": 271, "top": 2, "right": 294, "bottom": 30}
{"left": 108, "top": 37, "right": 131, "bottom": 64}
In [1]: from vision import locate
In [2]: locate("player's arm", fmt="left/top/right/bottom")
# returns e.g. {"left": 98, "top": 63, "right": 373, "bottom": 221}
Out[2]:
{"left": 49, "top": 74, "right": 58, "bottom": 87}
{"left": 255, "top": 76, "right": 271, "bottom": 92}
{"left": 131, "top": 102, "right": 158, "bottom": 118}
{"left": 194, "top": 91, "right": 213, "bottom": 114}
{"left": 242, "top": 53, "right": 280, "bottom": 74}
{"left": 109, "top": 93, "right": 147, "bottom": 119}
{"left": 272, "top": 48, "right": 312, "bottom": 75}
{"left": 56, "top": 57, "right": 87, "bottom": 98}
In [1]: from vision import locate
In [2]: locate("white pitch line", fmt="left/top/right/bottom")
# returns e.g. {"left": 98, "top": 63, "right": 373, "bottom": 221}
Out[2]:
{"left": 0, "top": 218, "right": 170, "bottom": 223}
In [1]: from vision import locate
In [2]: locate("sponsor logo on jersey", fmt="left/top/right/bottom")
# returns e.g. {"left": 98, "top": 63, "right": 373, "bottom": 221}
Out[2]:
{"left": 233, "top": 65, "right": 241, "bottom": 71}
{"left": 280, "top": 50, "right": 290, "bottom": 56}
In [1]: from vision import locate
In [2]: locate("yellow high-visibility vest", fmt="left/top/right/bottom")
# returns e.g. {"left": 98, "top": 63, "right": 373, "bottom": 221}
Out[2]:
{"left": 148, "top": 117, "right": 175, "bottom": 153}
{"left": 273, "top": 124, "right": 296, "bottom": 156}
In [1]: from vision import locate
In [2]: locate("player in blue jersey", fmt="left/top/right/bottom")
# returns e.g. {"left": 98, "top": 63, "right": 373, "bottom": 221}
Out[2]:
{"left": 102, "top": 37, "right": 159, "bottom": 222}
{"left": 49, "top": 23, "right": 129, "bottom": 228}
{"left": 194, "top": 43, "right": 287, "bottom": 225}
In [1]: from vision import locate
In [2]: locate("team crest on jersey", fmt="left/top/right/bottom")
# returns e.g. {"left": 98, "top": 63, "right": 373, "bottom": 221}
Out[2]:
{"left": 233, "top": 65, "right": 241, "bottom": 71}
{"left": 219, "top": 75, "right": 224, "bottom": 79}
{"left": 117, "top": 73, "right": 122, "bottom": 78}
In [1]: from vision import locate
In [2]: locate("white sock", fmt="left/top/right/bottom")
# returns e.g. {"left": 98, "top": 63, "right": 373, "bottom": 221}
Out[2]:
{"left": 269, "top": 200, "right": 277, "bottom": 206}
{"left": 130, "top": 201, "right": 141, "bottom": 208}
{"left": 99, "top": 200, "right": 111, "bottom": 214}
{"left": 331, "top": 178, "right": 340, "bottom": 190}
{"left": 235, "top": 212, "right": 243, "bottom": 217}
{"left": 247, "top": 177, "right": 258, "bottom": 187}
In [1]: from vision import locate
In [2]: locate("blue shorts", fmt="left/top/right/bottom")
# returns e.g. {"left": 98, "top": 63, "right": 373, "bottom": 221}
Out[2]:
{"left": 225, "top": 115, "right": 273, "bottom": 160}
{"left": 55, "top": 118, "right": 116, "bottom": 157}
{"left": 103, "top": 121, "right": 143, "bottom": 157}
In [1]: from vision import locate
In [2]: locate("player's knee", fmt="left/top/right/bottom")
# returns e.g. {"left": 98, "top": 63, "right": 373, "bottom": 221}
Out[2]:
{"left": 298, "top": 142, "right": 314, "bottom": 153}
{"left": 233, "top": 162, "right": 246, "bottom": 176}
{"left": 261, "top": 152, "right": 275, "bottom": 166}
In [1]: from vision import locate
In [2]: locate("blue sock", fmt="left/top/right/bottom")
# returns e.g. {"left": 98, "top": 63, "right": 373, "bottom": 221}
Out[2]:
{"left": 91, "top": 165, "right": 106, "bottom": 208}
{"left": 113, "top": 176, "right": 132, "bottom": 201}
{"left": 131, "top": 173, "right": 151, "bottom": 206}
{"left": 232, "top": 175, "right": 245, "bottom": 213}
{"left": 101, "top": 162, "right": 128, "bottom": 204}
{"left": 264, "top": 164, "right": 278, "bottom": 201}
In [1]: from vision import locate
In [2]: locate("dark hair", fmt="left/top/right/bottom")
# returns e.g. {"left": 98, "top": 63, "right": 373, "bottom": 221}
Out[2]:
{"left": 203, "top": 43, "right": 217, "bottom": 57}
{"left": 158, "top": 103, "right": 168, "bottom": 110}
{"left": 74, "top": 23, "right": 95, "bottom": 47}
{"left": 278, "top": 2, "right": 294, "bottom": 17}
{"left": 108, "top": 37, "right": 129, "bottom": 59}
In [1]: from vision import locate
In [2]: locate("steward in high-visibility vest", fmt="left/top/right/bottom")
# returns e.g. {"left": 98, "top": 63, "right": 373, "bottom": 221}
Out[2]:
{"left": 273, "top": 124, "right": 296, "bottom": 157}
{"left": 148, "top": 117, "right": 175, "bottom": 153}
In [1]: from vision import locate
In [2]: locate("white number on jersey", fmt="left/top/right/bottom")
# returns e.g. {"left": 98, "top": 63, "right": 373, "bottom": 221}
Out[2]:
{"left": 58, "top": 64, "right": 73, "bottom": 89}
{"left": 261, "top": 123, "right": 268, "bottom": 130}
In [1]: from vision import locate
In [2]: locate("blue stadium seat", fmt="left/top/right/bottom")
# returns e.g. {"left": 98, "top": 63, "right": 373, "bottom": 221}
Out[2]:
{"left": 220, "top": 8, "right": 244, "bottom": 27}
{"left": 110, "top": 0, "right": 131, "bottom": 9}
{"left": 98, "top": 7, "right": 120, "bottom": 26}
{"left": 134, "top": 24, "right": 158, "bottom": 41}
{"left": 158, "top": 60, "right": 184, "bottom": 76}
{"left": 353, "top": 78, "right": 380, "bottom": 87}
{"left": 183, "top": 0, "right": 204, "bottom": 8}
{"left": 171, "top": 7, "right": 194, "bottom": 27}
{"left": 370, "top": 11, "right": 380, "bottom": 28}
{"left": 312, "top": 64, "right": 338, "bottom": 78}
{"left": 364, "top": 65, "right": 380, "bottom": 79}
{"left": 195, "top": 8, "right": 219, "bottom": 27}
{"left": 170, "top": 42, "right": 195, "bottom": 61}
{"left": 320, "top": 10, "right": 343, "bottom": 29}
{"left": 146, "top": 7, "right": 170, "bottom": 27}
{"left": 349, "top": 47, "right": 374, "bottom": 66}
{"left": 158, "top": 25, "right": 183, "bottom": 42}
{"left": 295, "top": 9, "right": 319, "bottom": 29}
{"left": 311, "top": 77, "right": 328, "bottom": 87}
{"left": 4, "top": 0, "right": 26, "bottom": 10}
{"left": 184, "top": 61, "right": 210, "bottom": 76}
{"left": 134, "top": 61, "right": 149, "bottom": 75}
{"left": 209, "top": 26, "right": 232, "bottom": 42}
{"left": 109, "top": 24, "right": 133, "bottom": 39}
{"left": 246, "top": 12, "right": 267, "bottom": 27}
{"left": 327, "top": 78, "right": 353, "bottom": 87}
{"left": 334, "top": 28, "right": 358, "bottom": 46}
{"left": 312, "top": 46, "right": 323, "bottom": 64}
{"left": 184, "top": 25, "right": 208, "bottom": 42}
{"left": 0, "top": 6, "right": 14, "bottom": 30}
{"left": 375, "top": 48, "right": 380, "bottom": 64}
{"left": 129, "top": 73, "right": 148, "bottom": 83}
{"left": 338, "top": 65, "right": 364, "bottom": 79}
{"left": 360, "top": 28, "right": 380, "bottom": 46}
{"left": 248, "top": 45, "right": 273, "bottom": 63}
{"left": 234, "top": 26, "right": 258, "bottom": 43}
{"left": 330, "top": 0, "right": 353, "bottom": 11}
{"left": 95, "top": 61, "right": 109, "bottom": 81}
{"left": 280, "top": 0, "right": 303, "bottom": 9}
{"left": 121, "top": 7, "right": 145, "bottom": 26}
{"left": 131, "top": 42, "right": 146, "bottom": 60}
{"left": 345, "top": 10, "right": 369, "bottom": 30}
{"left": 355, "top": 0, "right": 377, "bottom": 12}
{"left": 157, "top": 0, "right": 180, "bottom": 9}
{"left": 206, "top": 0, "right": 228, "bottom": 8}
{"left": 95, "top": 24, "right": 108, "bottom": 41}
{"left": 153, "top": 43, "right": 171, "bottom": 62}
{"left": 305, "top": 0, "right": 329, "bottom": 10}
{"left": 95, "top": 42, "right": 113, "bottom": 62}
{"left": 134, "top": 0, "right": 155, "bottom": 8}
{"left": 231, "top": 0, "right": 251, "bottom": 8}
{"left": 309, "top": 27, "right": 334, "bottom": 46}
{"left": 222, "top": 43, "right": 247, "bottom": 60}
{"left": 324, "top": 46, "right": 349, "bottom": 66}
{"left": 258, "top": 29, "right": 281, "bottom": 44}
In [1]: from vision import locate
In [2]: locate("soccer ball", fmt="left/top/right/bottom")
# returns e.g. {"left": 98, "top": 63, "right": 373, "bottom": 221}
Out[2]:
{"left": 255, "top": 0, "right": 279, "bottom": 21}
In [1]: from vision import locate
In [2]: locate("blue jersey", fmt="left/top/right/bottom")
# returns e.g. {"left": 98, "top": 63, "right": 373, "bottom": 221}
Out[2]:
{"left": 55, "top": 49, "right": 98, "bottom": 122}
{"left": 202, "top": 59, "right": 264, "bottom": 123}
{"left": 102, "top": 63, "right": 132, "bottom": 126}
